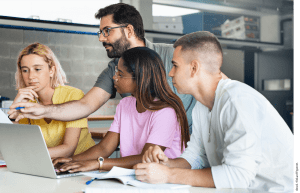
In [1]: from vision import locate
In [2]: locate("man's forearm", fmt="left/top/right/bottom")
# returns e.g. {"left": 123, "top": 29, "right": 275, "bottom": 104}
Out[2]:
{"left": 45, "top": 100, "right": 92, "bottom": 121}
{"left": 168, "top": 167, "right": 215, "bottom": 187}
{"left": 168, "top": 157, "right": 191, "bottom": 169}
{"left": 167, "top": 158, "right": 215, "bottom": 187}
{"left": 11, "top": 87, "right": 111, "bottom": 122}
{"left": 45, "top": 87, "right": 111, "bottom": 121}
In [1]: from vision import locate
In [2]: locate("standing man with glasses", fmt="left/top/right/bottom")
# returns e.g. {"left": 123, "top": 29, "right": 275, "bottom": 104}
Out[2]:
{"left": 9, "top": 3, "right": 196, "bottom": 133}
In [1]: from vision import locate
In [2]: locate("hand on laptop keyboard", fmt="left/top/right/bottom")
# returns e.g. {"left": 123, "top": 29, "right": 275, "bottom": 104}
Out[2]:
{"left": 53, "top": 157, "right": 72, "bottom": 174}
{"left": 52, "top": 157, "right": 73, "bottom": 168}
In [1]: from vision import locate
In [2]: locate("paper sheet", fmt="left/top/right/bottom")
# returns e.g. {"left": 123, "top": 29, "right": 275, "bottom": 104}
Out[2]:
{"left": 82, "top": 167, "right": 135, "bottom": 179}
{"left": 0, "top": 109, "right": 12, "bottom": 124}
{"left": 85, "top": 187, "right": 190, "bottom": 193}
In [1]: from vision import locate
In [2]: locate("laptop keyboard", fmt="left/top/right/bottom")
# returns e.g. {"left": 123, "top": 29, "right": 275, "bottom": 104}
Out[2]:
{"left": 56, "top": 170, "right": 80, "bottom": 176}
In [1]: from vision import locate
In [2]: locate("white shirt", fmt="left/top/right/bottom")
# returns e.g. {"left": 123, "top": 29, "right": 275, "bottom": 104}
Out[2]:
{"left": 180, "top": 79, "right": 293, "bottom": 192}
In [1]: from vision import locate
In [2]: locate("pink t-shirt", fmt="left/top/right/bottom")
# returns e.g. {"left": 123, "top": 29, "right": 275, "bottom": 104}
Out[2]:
{"left": 109, "top": 96, "right": 184, "bottom": 158}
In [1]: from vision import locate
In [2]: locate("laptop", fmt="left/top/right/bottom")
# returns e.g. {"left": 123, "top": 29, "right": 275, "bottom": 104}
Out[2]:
{"left": 0, "top": 123, "right": 83, "bottom": 178}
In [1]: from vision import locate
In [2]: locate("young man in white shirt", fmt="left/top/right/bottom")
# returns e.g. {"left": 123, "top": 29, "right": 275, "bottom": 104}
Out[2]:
{"left": 134, "top": 31, "right": 293, "bottom": 192}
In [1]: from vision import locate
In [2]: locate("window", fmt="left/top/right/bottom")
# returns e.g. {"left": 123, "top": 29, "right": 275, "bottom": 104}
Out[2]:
{"left": 0, "top": 0, "right": 119, "bottom": 25}
{"left": 263, "top": 79, "right": 291, "bottom": 91}
{"left": 153, "top": 4, "right": 199, "bottom": 17}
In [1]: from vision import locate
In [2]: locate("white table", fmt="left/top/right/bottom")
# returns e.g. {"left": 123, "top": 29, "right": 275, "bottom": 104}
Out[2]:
{"left": 0, "top": 167, "right": 258, "bottom": 193}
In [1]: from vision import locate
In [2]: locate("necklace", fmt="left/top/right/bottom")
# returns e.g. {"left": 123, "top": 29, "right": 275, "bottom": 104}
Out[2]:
{"left": 208, "top": 110, "right": 213, "bottom": 143}
{"left": 208, "top": 96, "right": 215, "bottom": 143}
{"left": 208, "top": 80, "right": 221, "bottom": 143}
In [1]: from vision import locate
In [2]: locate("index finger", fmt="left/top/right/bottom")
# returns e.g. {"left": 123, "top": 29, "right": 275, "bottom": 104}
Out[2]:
{"left": 23, "top": 85, "right": 39, "bottom": 93}
{"left": 149, "top": 148, "right": 160, "bottom": 163}
{"left": 146, "top": 146, "right": 161, "bottom": 163}
{"left": 24, "top": 85, "right": 39, "bottom": 90}
{"left": 59, "top": 163, "right": 79, "bottom": 172}
{"left": 27, "top": 87, "right": 39, "bottom": 98}
{"left": 7, "top": 109, "right": 18, "bottom": 117}
{"left": 134, "top": 167, "right": 147, "bottom": 176}
{"left": 53, "top": 158, "right": 72, "bottom": 167}
{"left": 133, "top": 163, "right": 150, "bottom": 169}
{"left": 14, "top": 112, "right": 44, "bottom": 122}
{"left": 13, "top": 113, "right": 27, "bottom": 123}
{"left": 10, "top": 102, "right": 36, "bottom": 110}
{"left": 142, "top": 146, "right": 153, "bottom": 163}
{"left": 18, "top": 86, "right": 39, "bottom": 98}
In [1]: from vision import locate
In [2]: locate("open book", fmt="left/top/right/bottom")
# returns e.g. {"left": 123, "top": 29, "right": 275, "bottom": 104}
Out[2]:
{"left": 82, "top": 166, "right": 191, "bottom": 189}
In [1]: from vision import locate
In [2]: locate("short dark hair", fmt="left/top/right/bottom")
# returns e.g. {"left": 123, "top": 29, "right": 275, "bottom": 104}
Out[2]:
{"left": 174, "top": 31, "right": 223, "bottom": 72}
{"left": 95, "top": 3, "right": 145, "bottom": 41}
{"left": 174, "top": 31, "right": 222, "bottom": 55}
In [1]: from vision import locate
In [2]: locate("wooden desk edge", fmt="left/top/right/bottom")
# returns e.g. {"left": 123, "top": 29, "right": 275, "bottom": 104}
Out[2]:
{"left": 87, "top": 115, "right": 114, "bottom": 121}
{"left": 90, "top": 132, "right": 107, "bottom": 139}
{"left": 89, "top": 127, "right": 110, "bottom": 139}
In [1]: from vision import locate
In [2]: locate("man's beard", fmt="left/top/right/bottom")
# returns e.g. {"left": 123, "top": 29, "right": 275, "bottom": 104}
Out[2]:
{"left": 103, "top": 34, "right": 131, "bottom": 58}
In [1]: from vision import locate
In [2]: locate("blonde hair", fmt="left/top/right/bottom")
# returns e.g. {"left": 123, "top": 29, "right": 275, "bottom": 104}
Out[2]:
{"left": 15, "top": 43, "right": 67, "bottom": 89}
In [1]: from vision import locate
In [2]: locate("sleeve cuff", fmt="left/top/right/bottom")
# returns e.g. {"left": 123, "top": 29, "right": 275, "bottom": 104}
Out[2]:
{"left": 211, "top": 165, "right": 232, "bottom": 189}
{"left": 66, "top": 118, "right": 88, "bottom": 128}
{"left": 180, "top": 151, "right": 202, "bottom": 170}
{"left": 146, "top": 140, "right": 172, "bottom": 149}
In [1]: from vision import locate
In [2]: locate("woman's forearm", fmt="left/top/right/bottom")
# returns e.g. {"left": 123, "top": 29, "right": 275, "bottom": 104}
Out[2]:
{"left": 58, "top": 154, "right": 144, "bottom": 173}
{"left": 71, "top": 132, "right": 120, "bottom": 161}
{"left": 101, "top": 155, "right": 143, "bottom": 170}
{"left": 48, "top": 144, "right": 77, "bottom": 158}
{"left": 71, "top": 142, "right": 112, "bottom": 161}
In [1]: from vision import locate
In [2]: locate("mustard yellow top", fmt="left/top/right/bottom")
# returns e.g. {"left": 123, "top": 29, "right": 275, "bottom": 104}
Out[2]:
{"left": 19, "top": 85, "right": 95, "bottom": 155}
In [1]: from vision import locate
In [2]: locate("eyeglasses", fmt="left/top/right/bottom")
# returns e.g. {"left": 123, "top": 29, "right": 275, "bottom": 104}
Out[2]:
{"left": 97, "top": 25, "right": 127, "bottom": 38}
{"left": 114, "top": 66, "right": 135, "bottom": 79}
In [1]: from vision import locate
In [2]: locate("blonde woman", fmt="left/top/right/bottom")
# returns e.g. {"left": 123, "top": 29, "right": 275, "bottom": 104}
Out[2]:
{"left": 9, "top": 43, "right": 95, "bottom": 158}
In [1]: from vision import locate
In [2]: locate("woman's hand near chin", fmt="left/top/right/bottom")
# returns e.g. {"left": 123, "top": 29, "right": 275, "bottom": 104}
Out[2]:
{"left": 14, "top": 86, "right": 39, "bottom": 103}
{"left": 9, "top": 86, "right": 39, "bottom": 119}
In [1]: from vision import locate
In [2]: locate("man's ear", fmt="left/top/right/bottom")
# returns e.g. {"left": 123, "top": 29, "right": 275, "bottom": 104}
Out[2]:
{"left": 190, "top": 60, "right": 199, "bottom": 78}
{"left": 126, "top": 24, "right": 135, "bottom": 38}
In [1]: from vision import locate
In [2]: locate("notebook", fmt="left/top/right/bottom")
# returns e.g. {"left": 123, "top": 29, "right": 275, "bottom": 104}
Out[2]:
{"left": 0, "top": 123, "right": 84, "bottom": 178}
{"left": 83, "top": 166, "right": 191, "bottom": 189}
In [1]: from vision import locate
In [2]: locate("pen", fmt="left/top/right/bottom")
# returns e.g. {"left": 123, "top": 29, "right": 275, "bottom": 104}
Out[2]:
{"left": 0, "top": 107, "right": 25, "bottom": 110}
{"left": 34, "top": 96, "right": 40, "bottom": 104}
{"left": 0, "top": 98, "right": 38, "bottom": 111}
{"left": 86, "top": 178, "right": 98, "bottom": 185}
